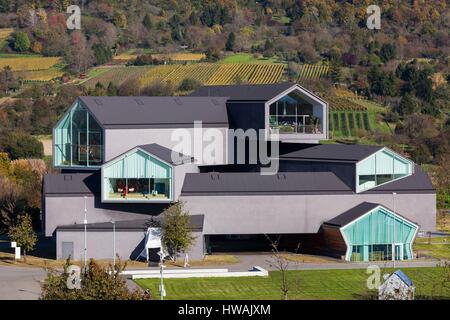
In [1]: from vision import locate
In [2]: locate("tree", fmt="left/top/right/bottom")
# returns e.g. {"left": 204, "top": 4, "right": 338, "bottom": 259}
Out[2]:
{"left": 142, "top": 13, "right": 153, "bottom": 31}
{"left": 225, "top": 32, "right": 236, "bottom": 51}
{"left": 8, "top": 214, "right": 37, "bottom": 261}
{"left": 161, "top": 201, "right": 195, "bottom": 262}
{"left": 398, "top": 93, "right": 420, "bottom": 115}
{"left": 13, "top": 31, "right": 31, "bottom": 52}
{"left": 379, "top": 43, "right": 396, "bottom": 63}
{"left": 0, "top": 132, "right": 44, "bottom": 160}
{"left": 40, "top": 258, "right": 151, "bottom": 300}
{"left": 178, "top": 78, "right": 202, "bottom": 91}
{"left": 265, "top": 235, "right": 300, "bottom": 300}
{"left": 118, "top": 78, "right": 141, "bottom": 96}
{"left": 329, "top": 65, "right": 342, "bottom": 84}
{"left": 0, "top": 66, "right": 19, "bottom": 94}
{"left": 141, "top": 81, "right": 175, "bottom": 96}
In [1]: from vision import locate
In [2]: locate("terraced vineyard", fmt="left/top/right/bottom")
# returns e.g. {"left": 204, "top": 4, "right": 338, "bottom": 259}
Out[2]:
{"left": 297, "top": 62, "right": 329, "bottom": 81}
{"left": 83, "top": 66, "right": 151, "bottom": 88}
{"left": 138, "top": 63, "right": 285, "bottom": 87}
{"left": 248, "top": 64, "right": 285, "bottom": 84}
{"left": 0, "top": 56, "right": 61, "bottom": 71}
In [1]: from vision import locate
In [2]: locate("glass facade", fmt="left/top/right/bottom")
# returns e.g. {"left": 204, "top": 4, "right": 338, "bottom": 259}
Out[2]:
{"left": 342, "top": 206, "right": 417, "bottom": 262}
{"left": 269, "top": 93, "right": 322, "bottom": 134}
{"left": 54, "top": 102, "right": 103, "bottom": 167}
{"left": 102, "top": 149, "right": 172, "bottom": 202}
{"left": 356, "top": 149, "right": 413, "bottom": 193}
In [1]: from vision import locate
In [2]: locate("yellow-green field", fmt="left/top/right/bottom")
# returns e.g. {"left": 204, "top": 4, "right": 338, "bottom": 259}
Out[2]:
{"left": 0, "top": 56, "right": 61, "bottom": 71}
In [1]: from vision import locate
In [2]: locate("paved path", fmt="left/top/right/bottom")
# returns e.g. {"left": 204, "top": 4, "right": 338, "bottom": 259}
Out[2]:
{"left": 213, "top": 255, "right": 442, "bottom": 271}
{"left": 0, "top": 265, "right": 45, "bottom": 300}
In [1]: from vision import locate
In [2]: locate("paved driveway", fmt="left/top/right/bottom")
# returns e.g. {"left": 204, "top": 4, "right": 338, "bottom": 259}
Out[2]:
{"left": 0, "top": 265, "right": 45, "bottom": 300}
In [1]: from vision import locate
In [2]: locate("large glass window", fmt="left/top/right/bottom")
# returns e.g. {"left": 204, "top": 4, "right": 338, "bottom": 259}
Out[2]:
{"left": 54, "top": 103, "right": 103, "bottom": 167}
{"left": 269, "top": 93, "right": 321, "bottom": 134}
{"left": 356, "top": 149, "right": 413, "bottom": 192}
{"left": 342, "top": 207, "right": 417, "bottom": 262}
{"left": 102, "top": 149, "right": 172, "bottom": 202}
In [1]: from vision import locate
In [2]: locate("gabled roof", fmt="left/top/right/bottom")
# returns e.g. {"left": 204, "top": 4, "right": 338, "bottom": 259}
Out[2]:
{"left": 190, "top": 83, "right": 297, "bottom": 101}
{"left": 181, "top": 172, "right": 353, "bottom": 195}
{"left": 324, "top": 202, "right": 381, "bottom": 227}
{"left": 280, "top": 144, "right": 384, "bottom": 163}
{"left": 78, "top": 96, "right": 229, "bottom": 128}
{"left": 324, "top": 202, "right": 418, "bottom": 228}
{"left": 106, "top": 143, "right": 194, "bottom": 166}
{"left": 392, "top": 270, "right": 413, "bottom": 287}
{"left": 57, "top": 215, "right": 204, "bottom": 232}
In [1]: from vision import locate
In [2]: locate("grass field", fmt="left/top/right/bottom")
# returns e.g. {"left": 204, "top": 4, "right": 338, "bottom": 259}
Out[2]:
{"left": 220, "top": 53, "right": 282, "bottom": 64}
{"left": 414, "top": 236, "right": 450, "bottom": 260}
{"left": 113, "top": 51, "right": 205, "bottom": 63}
{"left": 349, "top": 99, "right": 392, "bottom": 134}
{"left": 135, "top": 267, "right": 450, "bottom": 300}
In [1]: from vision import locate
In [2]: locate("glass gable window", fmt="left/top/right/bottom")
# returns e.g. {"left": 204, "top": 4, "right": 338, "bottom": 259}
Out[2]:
{"left": 356, "top": 149, "right": 413, "bottom": 193}
{"left": 269, "top": 92, "right": 322, "bottom": 134}
{"left": 341, "top": 206, "right": 418, "bottom": 262}
{"left": 54, "top": 102, "right": 103, "bottom": 167}
{"left": 102, "top": 149, "right": 172, "bottom": 202}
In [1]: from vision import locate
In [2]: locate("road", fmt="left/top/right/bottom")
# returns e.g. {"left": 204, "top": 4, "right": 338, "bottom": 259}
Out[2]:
{"left": 0, "top": 265, "right": 45, "bottom": 300}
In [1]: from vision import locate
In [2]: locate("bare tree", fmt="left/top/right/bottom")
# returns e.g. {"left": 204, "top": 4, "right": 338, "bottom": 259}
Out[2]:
{"left": 265, "top": 235, "right": 300, "bottom": 300}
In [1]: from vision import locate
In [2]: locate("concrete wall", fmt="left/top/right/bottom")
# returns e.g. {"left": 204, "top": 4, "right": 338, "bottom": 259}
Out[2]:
{"left": 181, "top": 192, "right": 436, "bottom": 235}
{"left": 56, "top": 230, "right": 204, "bottom": 260}
{"left": 104, "top": 127, "right": 229, "bottom": 165}
{"left": 44, "top": 196, "right": 167, "bottom": 237}
{"left": 174, "top": 163, "right": 199, "bottom": 200}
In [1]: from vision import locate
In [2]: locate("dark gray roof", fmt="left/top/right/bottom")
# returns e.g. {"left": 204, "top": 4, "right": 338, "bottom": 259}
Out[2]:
{"left": 138, "top": 144, "right": 193, "bottom": 165}
{"left": 393, "top": 270, "right": 413, "bottom": 287}
{"left": 324, "top": 202, "right": 380, "bottom": 227}
{"left": 78, "top": 96, "right": 229, "bottom": 128}
{"left": 44, "top": 172, "right": 100, "bottom": 196}
{"left": 366, "top": 165, "right": 434, "bottom": 193}
{"left": 57, "top": 215, "right": 204, "bottom": 232}
{"left": 181, "top": 172, "right": 353, "bottom": 195}
{"left": 324, "top": 202, "right": 418, "bottom": 227}
{"left": 190, "top": 83, "right": 297, "bottom": 101}
{"left": 280, "top": 144, "right": 383, "bottom": 162}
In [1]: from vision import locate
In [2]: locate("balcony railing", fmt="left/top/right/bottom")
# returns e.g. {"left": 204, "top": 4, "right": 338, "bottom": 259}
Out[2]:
{"left": 55, "top": 143, "right": 103, "bottom": 166}
{"left": 269, "top": 124, "right": 322, "bottom": 134}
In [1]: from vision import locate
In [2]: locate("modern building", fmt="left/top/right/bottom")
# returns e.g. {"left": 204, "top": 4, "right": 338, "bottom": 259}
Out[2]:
{"left": 43, "top": 83, "right": 435, "bottom": 262}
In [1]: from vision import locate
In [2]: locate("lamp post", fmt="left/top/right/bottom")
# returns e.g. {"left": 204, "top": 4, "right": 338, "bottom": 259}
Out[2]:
{"left": 392, "top": 192, "right": 397, "bottom": 268}
{"left": 158, "top": 251, "right": 166, "bottom": 300}
{"left": 111, "top": 220, "right": 116, "bottom": 267}
{"left": 83, "top": 196, "right": 87, "bottom": 271}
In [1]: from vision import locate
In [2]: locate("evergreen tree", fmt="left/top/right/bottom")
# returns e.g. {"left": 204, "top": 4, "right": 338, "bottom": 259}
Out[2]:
{"left": 225, "top": 32, "right": 236, "bottom": 51}
{"left": 143, "top": 13, "right": 152, "bottom": 31}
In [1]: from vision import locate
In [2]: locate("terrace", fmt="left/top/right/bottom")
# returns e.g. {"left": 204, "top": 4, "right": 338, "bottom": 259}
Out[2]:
{"left": 266, "top": 87, "right": 327, "bottom": 143}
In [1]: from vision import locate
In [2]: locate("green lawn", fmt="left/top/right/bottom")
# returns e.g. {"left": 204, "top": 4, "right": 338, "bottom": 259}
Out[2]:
{"left": 414, "top": 237, "right": 450, "bottom": 260}
{"left": 220, "top": 53, "right": 282, "bottom": 64}
{"left": 135, "top": 267, "right": 450, "bottom": 300}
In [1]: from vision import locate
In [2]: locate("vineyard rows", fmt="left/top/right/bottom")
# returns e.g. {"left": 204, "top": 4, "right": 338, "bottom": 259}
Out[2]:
{"left": 330, "top": 111, "right": 370, "bottom": 137}
{"left": 297, "top": 63, "right": 329, "bottom": 81}
{"left": 84, "top": 66, "right": 151, "bottom": 88}
{"left": 113, "top": 52, "right": 205, "bottom": 62}
{"left": 0, "top": 56, "right": 61, "bottom": 71}
{"left": 16, "top": 69, "right": 64, "bottom": 81}
{"left": 139, "top": 63, "right": 285, "bottom": 87}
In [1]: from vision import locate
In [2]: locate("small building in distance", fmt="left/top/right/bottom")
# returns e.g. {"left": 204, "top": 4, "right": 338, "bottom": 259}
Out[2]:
{"left": 378, "top": 269, "right": 415, "bottom": 300}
